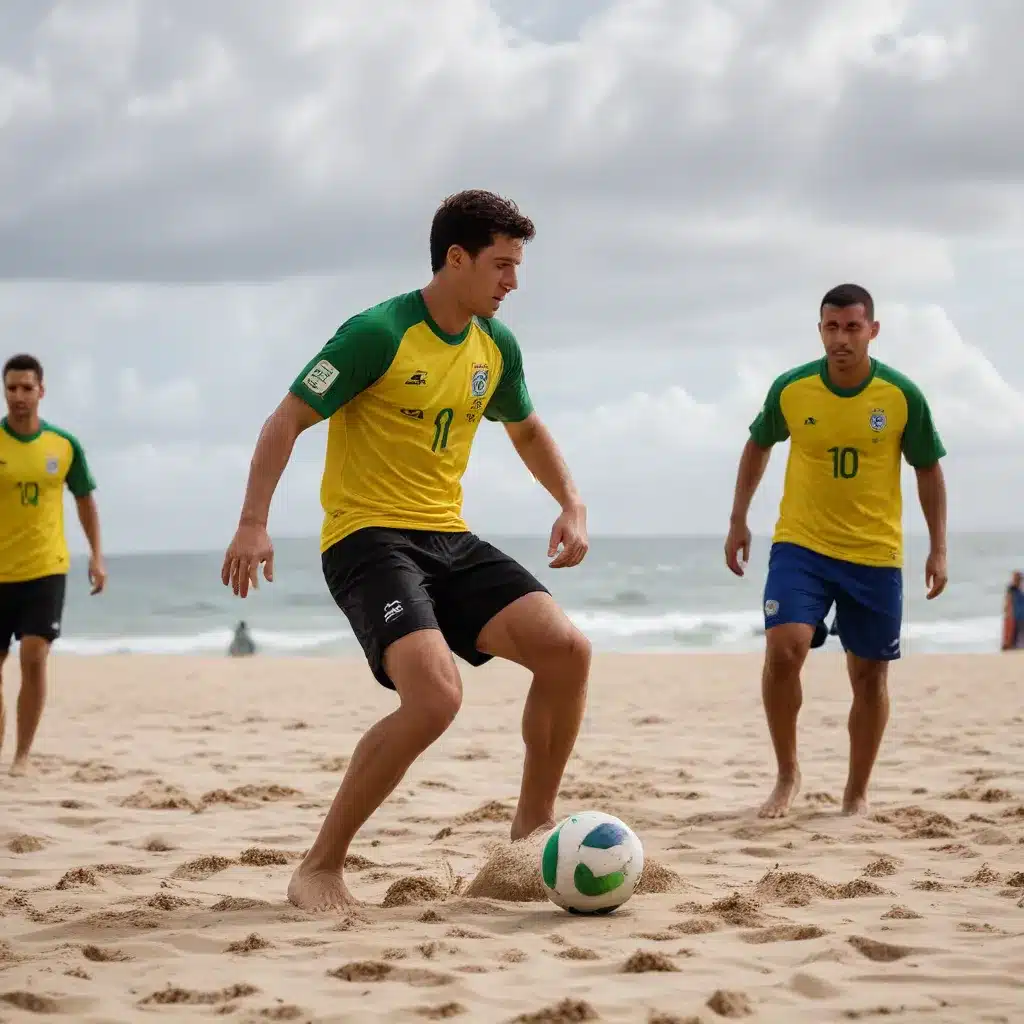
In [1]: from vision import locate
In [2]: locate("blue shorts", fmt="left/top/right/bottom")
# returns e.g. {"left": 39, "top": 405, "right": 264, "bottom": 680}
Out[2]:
{"left": 763, "top": 542, "right": 903, "bottom": 661}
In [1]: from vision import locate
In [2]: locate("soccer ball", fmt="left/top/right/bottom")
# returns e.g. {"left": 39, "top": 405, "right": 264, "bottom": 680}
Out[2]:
{"left": 539, "top": 810, "right": 644, "bottom": 914}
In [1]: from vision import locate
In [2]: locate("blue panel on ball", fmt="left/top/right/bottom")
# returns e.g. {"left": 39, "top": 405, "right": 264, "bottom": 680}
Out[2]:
{"left": 580, "top": 822, "right": 628, "bottom": 849}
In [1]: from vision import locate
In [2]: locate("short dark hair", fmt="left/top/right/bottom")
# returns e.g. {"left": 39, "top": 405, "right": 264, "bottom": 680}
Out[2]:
{"left": 820, "top": 283, "right": 874, "bottom": 321}
{"left": 3, "top": 353, "right": 43, "bottom": 382}
{"left": 429, "top": 190, "right": 536, "bottom": 273}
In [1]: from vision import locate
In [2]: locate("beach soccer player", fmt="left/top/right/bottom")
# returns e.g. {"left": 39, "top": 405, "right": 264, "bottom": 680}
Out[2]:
{"left": 0, "top": 354, "right": 106, "bottom": 775}
{"left": 724, "top": 284, "right": 948, "bottom": 818}
{"left": 221, "top": 190, "right": 592, "bottom": 911}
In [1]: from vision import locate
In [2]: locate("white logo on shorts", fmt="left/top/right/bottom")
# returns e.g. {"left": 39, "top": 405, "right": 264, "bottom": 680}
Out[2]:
{"left": 302, "top": 359, "right": 339, "bottom": 395}
{"left": 383, "top": 600, "right": 403, "bottom": 624}
{"left": 764, "top": 599, "right": 779, "bottom": 617}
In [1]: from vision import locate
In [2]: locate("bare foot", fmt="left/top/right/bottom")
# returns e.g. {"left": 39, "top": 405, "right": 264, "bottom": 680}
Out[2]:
{"left": 842, "top": 791, "right": 869, "bottom": 816}
{"left": 9, "top": 756, "right": 33, "bottom": 778}
{"left": 510, "top": 816, "right": 556, "bottom": 843}
{"left": 287, "top": 864, "right": 360, "bottom": 912}
{"left": 757, "top": 771, "right": 801, "bottom": 819}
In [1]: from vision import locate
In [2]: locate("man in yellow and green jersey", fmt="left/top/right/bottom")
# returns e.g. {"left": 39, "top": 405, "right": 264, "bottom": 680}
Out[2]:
{"left": 725, "top": 283, "right": 948, "bottom": 820}
{"left": 221, "top": 190, "right": 592, "bottom": 913}
{"left": 1, "top": 353, "right": 107, "bottom": 775}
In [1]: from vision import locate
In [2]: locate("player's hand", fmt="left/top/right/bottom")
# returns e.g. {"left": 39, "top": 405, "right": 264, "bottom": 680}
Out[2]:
{"left": 724, "top": 520, "right": 751, "bottom": 576}
{"left": 925, "top": 548, "right": 947, "bottom": 600}
{"left": 88, "top": 554, "right": 107, "bottom": 595}
{"left": 222, "top": 522, "right": 275, "bottom": 598}
{"left": 548, "top": 501, "right": 588, "bottom": 568}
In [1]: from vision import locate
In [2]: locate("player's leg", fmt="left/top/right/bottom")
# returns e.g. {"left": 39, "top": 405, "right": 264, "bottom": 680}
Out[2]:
{"left": 436, "top": 534, "right": 591, "bottom": 841}
{"left": 10, "top": 575, "right": 65, "bottom": 776}
{"left": 0, "top": 585, "right": 15, "bottom": 761}
{"left": 759, "top": 543, "right": 834, "bottom": 818}
{"left": 288, "top": 529, "right": 459, "bottom": 911}
{"left": 834, "top": 564, "right": 902, "bottom": 816}
{"left": 0, "top": 650, "right": 7, "bottom": 762}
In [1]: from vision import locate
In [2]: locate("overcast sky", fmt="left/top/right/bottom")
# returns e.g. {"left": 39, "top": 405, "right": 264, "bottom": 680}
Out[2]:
{"left": 3, "top": 0, "right": 1023, "bottom": 554}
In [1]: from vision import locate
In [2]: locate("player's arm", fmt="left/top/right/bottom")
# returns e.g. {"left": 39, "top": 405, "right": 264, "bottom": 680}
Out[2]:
{"left": 236, "top": 393, "right": 323, "bottom": 530}
{"left": 503, "top": 412, "right": 584, "bottom": 514}
{"left": 235, "top": 315, "right": 394, "bottom": 531}
{"left": 485, "top": 320, "right": 586, "bottom": 567}
{"left": 901, "top": 381, "right": 948, "bottom": 597}
{"left": 64, "top": 432, "right": 106, "bottom": 594}
{"left": 725, "top": 378, "right": 789, "bottom": 574}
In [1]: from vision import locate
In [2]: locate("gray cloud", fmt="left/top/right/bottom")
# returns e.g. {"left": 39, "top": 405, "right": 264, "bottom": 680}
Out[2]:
{"left": 2, "top": 0, "right": 1022, "bottom": 551}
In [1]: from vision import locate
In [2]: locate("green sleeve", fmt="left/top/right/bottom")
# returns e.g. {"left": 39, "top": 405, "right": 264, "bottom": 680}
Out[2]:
{"left": 288, "top": 311, "right": 400, "bottom": 418}
{"left": 66, "top": 435, "right": 96, "bottom": 498}
{"left": 44, "top": 424, "right": 96, "bottom": 498}
{"left": 481, "top": 318, "right": 534, "bottom": 423}
{"left": 900, "top": 380, "right": 946, "bottom": 467}
{"left": 748, "top": 375, "right": 790, "bottom": 447}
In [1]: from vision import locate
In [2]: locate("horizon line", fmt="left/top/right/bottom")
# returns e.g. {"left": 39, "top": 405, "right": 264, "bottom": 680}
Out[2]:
{"left": 68, "top": 528, "right": 1022, "bottom": 560}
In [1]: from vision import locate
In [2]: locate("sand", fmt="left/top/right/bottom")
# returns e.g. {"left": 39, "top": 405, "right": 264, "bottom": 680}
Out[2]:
{"left": 0, "top": 651, "right": 1022, "bottom": 1023}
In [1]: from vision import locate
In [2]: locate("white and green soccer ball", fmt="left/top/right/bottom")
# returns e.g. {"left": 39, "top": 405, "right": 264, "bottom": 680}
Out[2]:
{"left": 539, "top": 810, "right": 644, "bottom": 914}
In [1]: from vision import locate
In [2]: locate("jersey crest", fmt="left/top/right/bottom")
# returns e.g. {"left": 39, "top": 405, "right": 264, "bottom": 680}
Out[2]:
{"left": 470, "top": 364, "right": 490, "bottom": 398}
{"left": 869, "top": 408, "right": 886, "bottom": 432}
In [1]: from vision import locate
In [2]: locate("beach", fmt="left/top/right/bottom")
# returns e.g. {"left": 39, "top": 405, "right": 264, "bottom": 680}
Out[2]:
{"left": 1, "top": 651, "right": 1022, "bottom": 1023}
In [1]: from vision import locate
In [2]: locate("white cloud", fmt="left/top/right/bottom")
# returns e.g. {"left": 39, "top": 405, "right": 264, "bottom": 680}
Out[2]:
{"left": 4, "top": 0, "right": 1024, "bottom": 551}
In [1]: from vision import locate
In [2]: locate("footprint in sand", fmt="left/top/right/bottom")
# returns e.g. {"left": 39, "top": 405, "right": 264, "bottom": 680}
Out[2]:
{"left": 226, "top": 933, "right": 273, "bottom": 953}
{"left": 82, "top": 944, "right": 133, "bottom": 962}
{"left": 847, "top": 935, "right": 919, "bottom": 962}
{"left": 881, "top": 905, "right": 923, "bottom": 920}
{"left": 138, "top": 983, "right": 260, "bottom": 1007}
{"left": 7, "top": 835, "right": 46, "bottom": 854}
{"left": 141, "top": 836, "right": 177, "bottom": 853}
{"left": 327, "top": 961, "right": 452, "bottom": 987}
{"left": 1, "top": 992, "right": 62, "bottom": 1014}
{"left": 554, "top": 946, "right": 599, "bottom": 961}
{"left": 509, "top": 998, "right": 598, "bottom": 1022}
{"left": 56, "top": 867, "right": 99, "bottom": 889}
{"left": 121, "top": 781, "right": 198, "bottom": 812}
{"left": 740, "top": 924, "right": 828, "bottom": 944}
{"left": 414, "top": 1003, "right": 467, "bottom": 1020}
{"left": 862, "top": 856, "right": 900, "bottom": 877}
{"left": 171, "top": 854, "right": 236, "bottom": 881}
{"left": 239, "top": 847, "right": 300, "bottom": 867}
{"left": 200, "top": 784, "right": 302, "bottom": 809}
{"left": 622, "top": 950, "right": 679, "bottom": 973}
{"left": 70, "top": 762, "right": 124, "bottom": 783}
{"left": 706, "top": 989, "right": 755, "bottom": 1017}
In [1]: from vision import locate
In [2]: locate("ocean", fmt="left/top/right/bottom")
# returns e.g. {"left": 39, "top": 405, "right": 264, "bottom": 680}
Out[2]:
{"left": 53, "top": 532, "right": 1019, "bottom": 657}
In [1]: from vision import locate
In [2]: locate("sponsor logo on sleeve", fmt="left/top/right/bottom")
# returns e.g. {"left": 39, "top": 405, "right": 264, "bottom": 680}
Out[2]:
{"left": 302, "top": 359, "right": 339, "bottom": 395}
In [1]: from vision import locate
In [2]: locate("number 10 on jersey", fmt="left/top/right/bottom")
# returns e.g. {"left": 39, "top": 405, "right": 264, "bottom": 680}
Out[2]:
{"left": 827, "top": 446, "right": 859, "bottom": 479}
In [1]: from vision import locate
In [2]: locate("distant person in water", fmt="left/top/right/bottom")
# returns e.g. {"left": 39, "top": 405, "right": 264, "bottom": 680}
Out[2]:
{"left": 228, "top": 620, "right": 256, "bottom": 657}
{"left": 1002, "top": 572, "right": 1024, "bottom": 651}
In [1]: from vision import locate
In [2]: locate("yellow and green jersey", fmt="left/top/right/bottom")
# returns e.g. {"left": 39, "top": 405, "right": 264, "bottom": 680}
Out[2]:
{"left": 290, "top": 290, "right": 534, "bottom": 553}
{"left": 749, "top": 358, "right": 945, "bottom": 567}
{"left": 0, "top": 418, "right": 96, "bottom": 583}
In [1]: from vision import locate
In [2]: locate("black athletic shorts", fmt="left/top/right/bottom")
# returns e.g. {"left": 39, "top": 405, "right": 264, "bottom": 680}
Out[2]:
{"left": 0, "top": 574, "right": 67, "bottom": 653}
{"left": 322, "top": 527, "right": 549, "bottom": 689}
